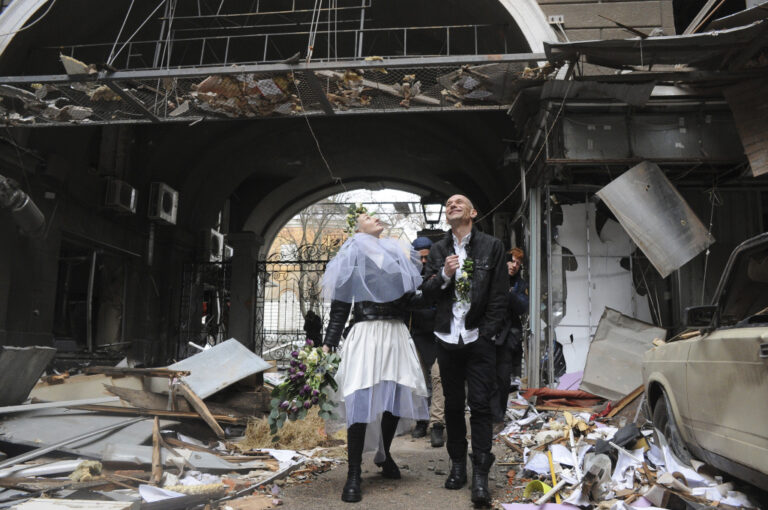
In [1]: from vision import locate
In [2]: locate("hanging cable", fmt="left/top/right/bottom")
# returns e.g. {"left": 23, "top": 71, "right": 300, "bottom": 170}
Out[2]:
{"left": 108, "top": 0, "right": 167, "bottom": 67}
{"left": 107, "top": 0, "right": 135, "bottom": 67}
{"left": 700, "top": 184, "right": 721, "bottom": 304}
{"left": 292, "top": 73, "right": 347, "bottom": 192}
{"left": 477, "top": 79, "right": 573, "bottom": 223}
{"left": 305, "top": 0, "right": 322, "bottom": 63}
{"left": 0, "top": 0, "right": 57, "bottom": 38}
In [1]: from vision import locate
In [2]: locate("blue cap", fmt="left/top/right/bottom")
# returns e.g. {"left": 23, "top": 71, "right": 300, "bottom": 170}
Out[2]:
{"left": 412, "top": 237, "right": 432, "bottom": 250}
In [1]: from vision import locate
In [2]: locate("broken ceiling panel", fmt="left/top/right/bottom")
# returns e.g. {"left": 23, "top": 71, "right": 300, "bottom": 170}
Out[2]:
{"left": 545, "top": 20, "right": 768, "bottom": 70}
{"left": 0, "top": 346, "right": 56, "bottom": 406}
{"left": 596, "top": 161, "right": 715, "bottom": 278}
{"left": 580, "top": 307, "right": 666, "bottom": 401}
{"left": 724, "top": 79, "right": 768, "bottom": 177}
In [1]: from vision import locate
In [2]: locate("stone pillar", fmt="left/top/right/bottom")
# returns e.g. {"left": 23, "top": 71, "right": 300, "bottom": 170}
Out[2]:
{"left": 226, "top": 232, "right": 263, "bottom": 351}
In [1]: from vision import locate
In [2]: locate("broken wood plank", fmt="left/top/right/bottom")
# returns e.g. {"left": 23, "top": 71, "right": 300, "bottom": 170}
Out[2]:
{"left": 0, "top": 396, "right": 119, "bottom": 414}
{"left": 85, "top": 367, "right": 190, "bottom": 378}
{"left": 508, "top": 403, "right": 598, "bottom": 413}
{"left": 67, "top": 404, "right": 246, "bottom": 424}
{"left": 607, "top": 385, "right": 644, "bottom": 418}
{"left": 151, "top": 417, "right": 162, "bottom": 486}
{"left": 176, "top": 381, "right": 226, "bottom": 438}
{"left": 103, "top": 384, "right": 192, "bottom": 413}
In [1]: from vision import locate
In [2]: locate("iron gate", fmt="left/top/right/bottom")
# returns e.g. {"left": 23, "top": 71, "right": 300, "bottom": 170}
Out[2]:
{"left": 255, "top": 245, "right": 333, "bottom": 365}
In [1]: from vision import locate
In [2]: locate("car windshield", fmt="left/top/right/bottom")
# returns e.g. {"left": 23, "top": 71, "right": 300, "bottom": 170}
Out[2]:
{"left": 719, "top": 243, "right": 768, "bottom": 326}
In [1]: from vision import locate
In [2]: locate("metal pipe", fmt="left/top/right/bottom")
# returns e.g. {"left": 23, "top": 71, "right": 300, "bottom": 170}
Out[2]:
{"left": 86, "top": 250, "right": 97, "bottom": 352}
{"left": 545, "top": 185, "right": 554, "bottom": 387}
{"left": 528, "top": 187, "right": 542, "bottom": 388}
{"left": 0, "top": 417, "right": 145, "bottom": 470}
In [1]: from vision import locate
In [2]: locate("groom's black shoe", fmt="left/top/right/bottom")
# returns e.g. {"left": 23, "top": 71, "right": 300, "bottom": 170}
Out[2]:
{"left": 444, "top": 456, "right": 467, "bottom": 489}
{"left": 470, "top": 452, "right": 495, "bottom": 507}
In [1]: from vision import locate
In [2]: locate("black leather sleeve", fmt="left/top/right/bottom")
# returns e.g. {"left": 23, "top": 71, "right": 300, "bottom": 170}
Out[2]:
{"left": 323, "top": 299, "right": 352, "bottom": 347}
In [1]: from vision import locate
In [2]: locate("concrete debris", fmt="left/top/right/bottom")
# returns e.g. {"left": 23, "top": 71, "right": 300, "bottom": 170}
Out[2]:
{"left": 190, "top": 74, "right": 300, "bottom": 117}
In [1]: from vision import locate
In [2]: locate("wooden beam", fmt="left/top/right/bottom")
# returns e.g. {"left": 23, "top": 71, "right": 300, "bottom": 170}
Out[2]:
{"left": 607, "top": 386, "right": 644, "bottom": 418}
{"left": 151, "top": 417, "right": 162, "bottom": 486}
{"left": 176, "top": 381, "right": 226, "bottom": 438}
{"left": 67, "top": 404, "right": 245, "bottom": 425}
{"left": 684, "top": 0, "right": 723, "bottom": 34}
{"left": 85, "top": 366, "right": 190, "bottom": 378}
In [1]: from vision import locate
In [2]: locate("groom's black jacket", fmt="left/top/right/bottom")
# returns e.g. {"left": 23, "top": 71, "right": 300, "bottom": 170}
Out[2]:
{"left": 421, "top": 226, "right": 508, "bottom": 342}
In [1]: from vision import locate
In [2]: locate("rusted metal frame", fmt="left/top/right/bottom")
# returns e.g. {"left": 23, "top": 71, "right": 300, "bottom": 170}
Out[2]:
{"left": 0, "top": 53, "right": 545, "bottom": 85}
{"left": 103, "top": 80, "right": 162, "bottom": 123}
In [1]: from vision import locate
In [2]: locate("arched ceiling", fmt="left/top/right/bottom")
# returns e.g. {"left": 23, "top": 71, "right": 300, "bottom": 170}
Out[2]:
{"left": 0, "top": 0, "right": 554, "bottom": 73}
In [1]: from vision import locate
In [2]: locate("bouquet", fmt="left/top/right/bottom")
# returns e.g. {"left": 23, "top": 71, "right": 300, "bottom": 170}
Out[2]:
{"left": 455, "top": 257, "right": 474, "bottom": 303}
{"left": 268, "top": 339, "right": 341, "bottom": 434}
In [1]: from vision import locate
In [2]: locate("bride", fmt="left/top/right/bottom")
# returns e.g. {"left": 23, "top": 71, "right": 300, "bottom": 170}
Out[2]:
{"left": 321, "top": 207, "right": 429, "bottom": 503}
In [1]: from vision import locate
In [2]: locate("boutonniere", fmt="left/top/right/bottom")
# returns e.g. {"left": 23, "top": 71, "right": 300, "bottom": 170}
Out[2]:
{"left": 455, "top": 258, "right": 474, "bottom": 303}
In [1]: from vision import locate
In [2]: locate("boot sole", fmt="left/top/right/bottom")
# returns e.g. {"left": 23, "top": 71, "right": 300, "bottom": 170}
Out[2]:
{"left": 444, "top": 479, "right": 467, "bottom": 490}
{"left": 341, "top": 494, "right": 362, "bottom": 503}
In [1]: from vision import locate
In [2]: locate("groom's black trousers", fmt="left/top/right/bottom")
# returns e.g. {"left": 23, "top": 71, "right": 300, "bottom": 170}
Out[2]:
{"left": 436, "top": 336, "right": 496, "bottom": 459}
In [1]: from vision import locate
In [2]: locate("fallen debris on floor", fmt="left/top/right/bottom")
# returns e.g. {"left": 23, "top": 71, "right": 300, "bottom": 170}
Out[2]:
{"left": 491, "top": 388, "right": 762, "bottom": 509}
{"left": 0, "top": 339, "right": 343, "bottom": 509}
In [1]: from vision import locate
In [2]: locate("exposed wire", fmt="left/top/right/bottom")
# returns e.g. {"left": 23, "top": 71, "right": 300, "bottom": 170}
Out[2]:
{"left": 108, "top": 0, "right": 167, "bottom": 67}
{"left": 292, "top": 73, "right": 347, "bottom": 192}
{"left": 477, "top": 79, "right": 574, "bottom": 223}
{"left": 0, "top": 0, "right": 57, "bottom": 38}
{"left": 700, "top": 184, "right": 722, "bottom": 304}
{"left": 107, "top": 0, "right": 135, "bottom": 67}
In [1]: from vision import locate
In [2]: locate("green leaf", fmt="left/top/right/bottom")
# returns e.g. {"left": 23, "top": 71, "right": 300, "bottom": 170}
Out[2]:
{"left": 298, "top": 408, "right": 308, "bottom": 420}
{"left": 269, "top": 409, "right": 279, "bottom": 420}
{"left": 321, "top": 402, "right": 335, "bottom": 411}
{"left": 270, "top": 398, "right": 281, "bottom": 408}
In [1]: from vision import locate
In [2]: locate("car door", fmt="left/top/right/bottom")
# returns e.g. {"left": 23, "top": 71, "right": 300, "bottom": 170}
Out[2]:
{"left": 685, "top": 326, "right": 768, "bottom": 474}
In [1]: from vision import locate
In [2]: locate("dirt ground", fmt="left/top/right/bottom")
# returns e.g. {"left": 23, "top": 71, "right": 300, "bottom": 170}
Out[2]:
{"left": 277, "top": 432, "right": 517, "bottom": 510}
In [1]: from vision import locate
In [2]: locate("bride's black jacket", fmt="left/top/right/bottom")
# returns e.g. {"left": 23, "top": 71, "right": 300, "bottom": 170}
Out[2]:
{"left": 323, "top": 293, "right": 424, "bottom": 348}
{"left": 421, "top": 226, "right": 507, "bottom": 342}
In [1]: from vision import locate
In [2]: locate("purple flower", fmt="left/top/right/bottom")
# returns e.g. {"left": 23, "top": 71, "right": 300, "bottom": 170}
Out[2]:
{"left": 297, "top": 371, "right": 305, "bottom": 378}
{"left": 299, "top": 363, "right": 307, "bottom": 371}
{"left": 312, "top": 389, "right": 320, "bottom": 396}
{"left": 290, "top": 350, "right": 299, "bottom": 358}
{"left": 290, "top": 406, "right": 298, "bottom": 414}
{"left": 303, "top": 401, "right": 312, "bottom": 409}
{"left": 289, "top": 367, "right": 296, "bottom": 374}
{"left": 290, "top": 360, "right": 298, "bottom": 367}
{"left": 305, "top": 338, "right": 314, "bottom": 346}
{"left": 303, "top": 385, "right": 312, "bottom": 393}
{"left": 311, "top": 396, "right": 319, "bottom": 404}
{"left": 279, "top": 401, "right": 289, "bottom": 409}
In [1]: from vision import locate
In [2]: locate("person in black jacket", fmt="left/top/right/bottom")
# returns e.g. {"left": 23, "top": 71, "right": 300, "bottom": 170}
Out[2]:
{"left": 321, "top": 210, "right": 428, "bottom": 504}
{"left": 421, "top": 194, "right": 507, "bottom": 507}
{"left": 492, "top": 247, "right": 529, "bottom": 427}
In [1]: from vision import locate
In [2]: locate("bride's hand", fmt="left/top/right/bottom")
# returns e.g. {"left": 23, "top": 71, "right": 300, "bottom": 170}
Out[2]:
{"left": 322, "top": 344, "right": 331, "bottom": 354}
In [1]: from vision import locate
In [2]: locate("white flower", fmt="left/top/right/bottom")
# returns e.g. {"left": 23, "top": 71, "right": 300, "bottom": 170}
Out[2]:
{"left": 307, "top": 350, "right": 319, "bottom": 363}
{"left": 461, "top": 271, "right": 469, "bottom": 279}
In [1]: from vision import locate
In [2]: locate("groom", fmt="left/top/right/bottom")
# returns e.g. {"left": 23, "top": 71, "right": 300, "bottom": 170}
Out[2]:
{"left": 422, "top": 194, "right": 507, "bottom": 506}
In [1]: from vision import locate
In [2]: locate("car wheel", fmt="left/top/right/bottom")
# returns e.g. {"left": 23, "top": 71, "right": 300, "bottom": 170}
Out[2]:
{"left": 652, "top": 392, "right": 693, "bottom": 465}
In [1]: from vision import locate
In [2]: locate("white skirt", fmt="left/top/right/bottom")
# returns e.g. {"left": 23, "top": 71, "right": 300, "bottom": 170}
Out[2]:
{"left": 334, "top": 319, "right": 429, "bottom": 461}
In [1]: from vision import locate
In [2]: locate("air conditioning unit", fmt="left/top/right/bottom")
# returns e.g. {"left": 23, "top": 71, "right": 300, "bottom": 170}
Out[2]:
{"left": 148, "top": 182, "right": 178, "bottom": 225}
{"left": 104, "top": 178, "right": 137, "bottom": 214}
{"left": 200, "top": 229, "right": 224, "bottom": 262}
{"left": 223, "top": 244, "right": 234, "bottom": 260}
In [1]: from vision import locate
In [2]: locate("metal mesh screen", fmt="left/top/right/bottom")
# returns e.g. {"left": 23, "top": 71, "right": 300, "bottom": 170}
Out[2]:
{"left": 0, "top": 59, "right": 548, "bottom": 127}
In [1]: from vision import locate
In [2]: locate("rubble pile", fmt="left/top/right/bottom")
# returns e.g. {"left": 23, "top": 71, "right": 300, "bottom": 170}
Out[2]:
{"left": 492, "top": 388, "right": 760, "bottom": 510}
{"left": 0, "top": 340, "right": 342, "bottom": 509}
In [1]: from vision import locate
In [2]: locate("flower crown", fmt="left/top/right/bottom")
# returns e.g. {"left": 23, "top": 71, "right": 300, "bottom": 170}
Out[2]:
{"left": 345, "top": 203, "right": 370, "bottom": 234}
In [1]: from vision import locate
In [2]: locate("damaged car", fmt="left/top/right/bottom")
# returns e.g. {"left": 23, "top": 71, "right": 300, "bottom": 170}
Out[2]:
{"left": 643, "top": 232, "right": 768, "bottom": 490}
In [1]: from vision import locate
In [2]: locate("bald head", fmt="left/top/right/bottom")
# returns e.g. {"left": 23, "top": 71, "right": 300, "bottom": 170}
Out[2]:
{"left": 445, "top": 194, "right": 477, "bottom": 227}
